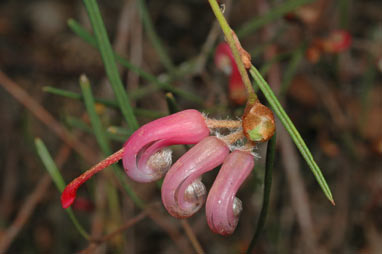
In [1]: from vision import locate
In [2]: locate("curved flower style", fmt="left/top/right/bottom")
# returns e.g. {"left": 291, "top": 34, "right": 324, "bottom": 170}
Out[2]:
{"left": 122, "top": 109, "right": 209, "bottom": 182}
{"left": 206, "top": 150, "right": 254, "bottom": 235}
{"left": 215, "top": 42, "right": 246, "bottom": 105}
{"left": 161, "top": 136, "right": 229, "bottom": 218}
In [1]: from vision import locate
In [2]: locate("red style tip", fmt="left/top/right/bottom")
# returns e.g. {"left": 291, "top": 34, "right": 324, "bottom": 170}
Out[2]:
{"left": 61, "top": 186, "right": 76, "bottom": 209}
{"left": 60, "top": 148, "right": 124, "bottom": 208}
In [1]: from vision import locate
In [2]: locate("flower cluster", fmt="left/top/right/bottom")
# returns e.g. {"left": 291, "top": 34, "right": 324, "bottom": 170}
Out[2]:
{"left": 61, "top": 105, "right": 274, "bottom": 235}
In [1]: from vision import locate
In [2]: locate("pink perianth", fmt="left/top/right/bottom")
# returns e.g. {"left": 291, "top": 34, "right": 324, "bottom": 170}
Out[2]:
{"left": 61, "top": 148, "right": 124, "bottom": 209}
{"left": 206, "top": 150, "right": 254, "bottom": 235}
{"left": 215, "top": 43, "right": 246, "bottom": 105}
{"left": 61, "top": 110, "right": 209, "bottom": 209}
{"left": 122, "top": 109, "right": 210, "bottom": 183}
{"left": 161, "top": 136, "right": 229, "bottom": 218}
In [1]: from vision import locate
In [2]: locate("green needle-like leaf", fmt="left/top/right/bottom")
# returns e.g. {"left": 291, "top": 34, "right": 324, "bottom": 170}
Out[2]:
{"left": 65, "top": 116, "right": 128, "bottom": 142}
{"left": 79, "top": 75, "right": 145, "bottom": 209}
{"left": 43, "top": 86, "right": 165, "bottom": 119}
{"left": 83, "top": 0, "right": 138, "bottom": 130}
{"left": 80, "top": 75, "right": 111, "bottom": 153}
{"left": 249, "top": 66, "right": 334, "bottom": 204}
{"left": 67, "top": 19, "right": 202, "bottom": 104}
{"left": 34, "top": 138, "right": 89, "bottom": 239}
{"left": 137, "top": 0, "right": 175, "bottom": 73}
{"left": 280, "top": 45, "right": 305, "bottom": 97}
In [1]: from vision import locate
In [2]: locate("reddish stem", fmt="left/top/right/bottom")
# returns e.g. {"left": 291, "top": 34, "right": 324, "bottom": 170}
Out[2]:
{"left": 61, "top": 148, "right": 124, "bottom": 208}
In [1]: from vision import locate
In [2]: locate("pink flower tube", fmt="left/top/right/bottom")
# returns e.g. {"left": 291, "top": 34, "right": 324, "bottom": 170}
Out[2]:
{"left": 161, "top": 136, "right": 229, "bottom": 218}
{"left": 61, "top": 110, "right": 209, "bottom": 209}
{"left": 122, "top": 109, "right": 210, "bottom": 182}
{"left": 206, "top": 150, "right": 254, "bottom": 235}
{"left": 215, "top": 42, "right": 246, "bottom": 105}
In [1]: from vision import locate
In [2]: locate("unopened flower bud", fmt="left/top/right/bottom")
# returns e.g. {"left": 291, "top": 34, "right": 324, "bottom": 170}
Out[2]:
{"left": 242, "top": 101, "right": 275, "bottom": 142}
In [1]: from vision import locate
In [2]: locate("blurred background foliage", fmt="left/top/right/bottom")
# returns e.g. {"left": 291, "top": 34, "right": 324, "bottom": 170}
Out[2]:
{"left": 0, "top": 0, "right": 381, "bottom": 253}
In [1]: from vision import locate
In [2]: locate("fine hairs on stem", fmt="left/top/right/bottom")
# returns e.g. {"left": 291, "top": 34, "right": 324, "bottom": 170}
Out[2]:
{"left": 219, "top": 130, "right": 245, "bottom": 145}
{"left": 204, "top": 116, "right": 242, "bottom": 129}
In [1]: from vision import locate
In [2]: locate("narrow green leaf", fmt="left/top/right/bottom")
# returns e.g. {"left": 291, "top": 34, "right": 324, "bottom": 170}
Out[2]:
{"left": 34, "top": 138, "right": 89, "bottom": 239}
{"left": 35, "top": 139, "right": 66, "bottom": 192}
{"left": 136, "top": 0, "right": 175, "bottom": 73}
{"left": 259, "top": 51, "right": 293, "bottom": 76}
{"left": 80, "top": 75, "right": 111, "bottom": 154}
{"left": 114, "top": 169, "right": 146, "bottom": 209}
{"left": 237, "top": 0, "right": 314, "bottom": 37}
{"left": 65, "top": 116, "right": 128, "bottom": 142}
{"left": 249, "top": 66, "right": 334, "bottom": 204}
{"left": 83, "top": 0, "right": 139, "bottom": 130}
{"left": 116, "top": 56, "right": 202, "bottom": 103}
{"left": 247, "top": 133, "right": 276, "bottom": 252}
{"left": 43, "top": 86, "right": 117, "bottom": 107}
{"left": 67, "top": 19, "right": 97, "bottom": 47}
{"left": 280, "top": 45, "right": 305, "bottom": 97}
{"left": 78, "top": 79, "right": 124, "bottom": 225}
{"left": 44, "top": 86, "right": 166, "bottom": 119}
{"left": 79, "top": 75, "right": 145, "bottom": 209}
{"left": 67, "top": 19, "right": 202, "bottom": 104}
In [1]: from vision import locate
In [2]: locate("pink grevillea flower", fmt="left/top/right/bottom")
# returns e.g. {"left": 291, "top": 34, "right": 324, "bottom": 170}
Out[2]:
{"left": 206, "top": 150, "right": 254, "bottom": 235}
{"left": 61, "top": 109, "right": 209, "bottom": 209}
{"left": 215, "top": 42, "right": 246, "bottom": 105}
{"left": 161, "top": 136, "right": 229, "bottom": 218}
{"left": 61, "top": 107, "right": 262, "bottom": 236}
{"left": 122, "top": 109, "right": 209, "bottom": 183}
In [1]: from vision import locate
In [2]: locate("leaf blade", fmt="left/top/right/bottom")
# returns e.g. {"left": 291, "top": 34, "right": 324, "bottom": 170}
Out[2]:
{"left": 249, "top": 66, "right": 334, "bottom": 204}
